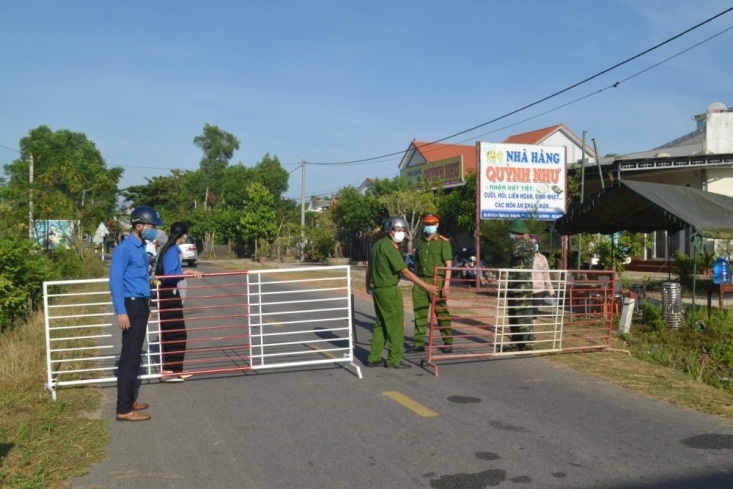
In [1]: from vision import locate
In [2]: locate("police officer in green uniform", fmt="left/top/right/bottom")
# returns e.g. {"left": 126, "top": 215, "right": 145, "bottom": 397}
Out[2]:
{"left": 365, "top": 217, "right": 438, "bottom": 368}
{"left": 410, "top": 213, "right": 453, "bottom": 353}
{"left": 507, "top": 219, "right": 536, "bottom": 351}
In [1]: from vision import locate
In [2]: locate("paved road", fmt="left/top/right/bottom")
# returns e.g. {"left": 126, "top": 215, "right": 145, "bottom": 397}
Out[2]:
{"left": 74, "top": 263, "right": 733, "bottom": 489}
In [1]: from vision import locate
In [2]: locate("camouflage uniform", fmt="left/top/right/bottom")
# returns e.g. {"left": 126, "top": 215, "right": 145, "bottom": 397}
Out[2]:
{"left": 412, "top": 234, "right": 452, "bottom": 348}
{"left": 508, "top": 236, "right": 536, "bottom": 349}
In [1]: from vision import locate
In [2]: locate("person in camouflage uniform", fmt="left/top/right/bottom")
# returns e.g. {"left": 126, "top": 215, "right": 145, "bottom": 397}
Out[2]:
{"left": 507, "top": 219, "right": 535, "bottom": 351}
{"left": 410, "top": 213, "right": 453, "bottom": 353}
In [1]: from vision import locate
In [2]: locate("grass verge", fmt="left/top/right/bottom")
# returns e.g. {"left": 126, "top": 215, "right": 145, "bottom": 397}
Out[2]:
{"left": 0, "top": 312, "right": 108, "bottom": 489}
{"left": 546, "top": 342, "right": 733, "bottom": 422}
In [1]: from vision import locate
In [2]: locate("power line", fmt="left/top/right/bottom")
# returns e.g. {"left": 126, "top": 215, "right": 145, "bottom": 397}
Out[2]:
{"left": 304, "top": 7, "right": 733, "bottom": 166}
{"left": 0, "top": 144, "right": 20, "bottom": 153}
{"left": 457, "top": 23, "right": 733, "bottom": 146}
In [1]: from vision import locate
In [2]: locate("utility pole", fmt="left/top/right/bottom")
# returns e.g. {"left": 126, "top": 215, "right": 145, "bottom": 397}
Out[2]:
{"left": 300, "top": 159, "right": 306, "bottom": 260}
{"left": 28, "top": 154, "right": 34, "bottom": 240}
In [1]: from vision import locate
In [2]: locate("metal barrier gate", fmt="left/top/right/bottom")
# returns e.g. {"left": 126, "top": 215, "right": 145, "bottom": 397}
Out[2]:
{"left": 43, "top": 265, "right": 361, "bottom": 400}
{"left": 422, "top": 268, "right": 617, "bottom": 375}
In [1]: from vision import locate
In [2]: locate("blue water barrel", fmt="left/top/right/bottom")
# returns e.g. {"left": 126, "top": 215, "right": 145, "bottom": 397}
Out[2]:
{"left": 712, "top": 257, "right": 731, "bottom": 284}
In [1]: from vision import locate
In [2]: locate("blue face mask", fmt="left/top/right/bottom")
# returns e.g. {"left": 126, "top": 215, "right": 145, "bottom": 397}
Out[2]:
{"left": 508, "top": 233, "right": 516, "bottom": 241}
{"left": 141, "top": 227, "right": 158, "bottom": 242}
{"left": 534, "top": 243, "right": 539, "bottom": 252}
{"left": 424, "top": 225, "right": 437, "bottom": 235}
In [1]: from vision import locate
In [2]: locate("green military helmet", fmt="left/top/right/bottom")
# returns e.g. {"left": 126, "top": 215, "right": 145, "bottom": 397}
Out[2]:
{"left": 507, "top": 219, "right": 530, "bottom": 234}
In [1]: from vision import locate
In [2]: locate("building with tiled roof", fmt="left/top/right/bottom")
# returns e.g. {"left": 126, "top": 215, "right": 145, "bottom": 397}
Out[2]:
{"left": 398, "top": 140, "right": 477, "bottom": 189}
{"left": 504, "top": 124, "right": 596, "bottom": 165}
{"left": 398, "top": 125, "right": 595, "bottom": 191}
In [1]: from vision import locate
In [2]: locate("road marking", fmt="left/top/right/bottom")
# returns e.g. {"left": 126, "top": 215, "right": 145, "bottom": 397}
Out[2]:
{"left": 308, "top": 345, "right": 336, "bottom": 359}
{"left": 383, "top": 391, "right": 439, "bottom": 417}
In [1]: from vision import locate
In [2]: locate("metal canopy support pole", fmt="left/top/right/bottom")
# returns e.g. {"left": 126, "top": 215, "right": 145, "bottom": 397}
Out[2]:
{"left": 577, "top": 131, "right": 587, "bottom": 269}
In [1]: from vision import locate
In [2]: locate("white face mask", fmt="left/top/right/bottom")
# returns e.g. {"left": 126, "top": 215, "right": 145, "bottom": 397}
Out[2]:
{"left": 392, "top": 231, "right": 406, "bottom": 243}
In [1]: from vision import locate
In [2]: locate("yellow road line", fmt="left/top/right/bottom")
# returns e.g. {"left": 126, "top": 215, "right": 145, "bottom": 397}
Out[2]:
{"left": 383, "top": 391, "right": 439, "bottom": 417}
{"left": 309, "top": 345, "right": 336, "bottom": 359}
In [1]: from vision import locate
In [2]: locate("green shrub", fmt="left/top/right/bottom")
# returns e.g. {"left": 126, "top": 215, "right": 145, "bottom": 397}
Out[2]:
{"left": 0, "top": 235, "right": 58, "bottom": 330}
{"left": 627, "top": 303, "right": 733, "bottom": 391}
{"left": 0, "top": 236, "right": 105, "bottom": 331}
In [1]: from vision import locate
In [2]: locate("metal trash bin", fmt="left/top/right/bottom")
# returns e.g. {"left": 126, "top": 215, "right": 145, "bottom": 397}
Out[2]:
{"left": 661, "top": 281, "right": 683, "bottom": 329}
{"left": 630, "top": 284, "right": 645, "bottom": 319}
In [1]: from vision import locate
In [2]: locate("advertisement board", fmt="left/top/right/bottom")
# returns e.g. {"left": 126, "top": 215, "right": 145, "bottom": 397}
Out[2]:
{"left": 33, "top": 220, "right": 74, "bottom": 249}
{"left": 402, "top": 155, "right": 464, "bottom": 187}
{"left": 478, "top": 142, "right": 566, "bottom": 220}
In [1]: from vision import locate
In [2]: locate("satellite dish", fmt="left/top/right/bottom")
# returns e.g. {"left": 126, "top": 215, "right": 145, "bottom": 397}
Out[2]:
{"left": 708, "top": 101, "right": 728, "bottom": 113}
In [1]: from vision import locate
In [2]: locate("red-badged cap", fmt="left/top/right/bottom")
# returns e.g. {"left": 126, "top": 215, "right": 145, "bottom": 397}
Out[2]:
{"left": 422, "top": 214, "right": 439, "bottom": 224}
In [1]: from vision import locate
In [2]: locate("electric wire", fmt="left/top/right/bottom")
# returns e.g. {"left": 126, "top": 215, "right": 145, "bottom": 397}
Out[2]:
{"left": 305, "top": 7, "right": 733, "bottom": 166}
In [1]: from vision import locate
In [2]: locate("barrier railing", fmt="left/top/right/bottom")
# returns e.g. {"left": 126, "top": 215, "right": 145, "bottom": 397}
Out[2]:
{"left": 43, "top": 265, "right": 360, "bottom": 400}
{"left": 422, "top": 268, "right": 617, "bottom": 375}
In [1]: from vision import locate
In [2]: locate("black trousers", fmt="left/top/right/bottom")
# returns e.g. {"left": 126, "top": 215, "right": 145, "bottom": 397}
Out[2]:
{"left": 116, "top": 298, "right": 150, "bottom": 414}
{"left": 157, "top": 287, "right": 188, "bottom": 373}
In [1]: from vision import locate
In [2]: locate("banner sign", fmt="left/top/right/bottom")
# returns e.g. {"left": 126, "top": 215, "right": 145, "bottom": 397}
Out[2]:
{"left": 34, "top": 220, "right": 73, "bottom": 249}
{"left": 402, "top": 156, "right": 464, "bottom": 187}
{"left": 479, "top": 142, "right": 566, "bottom": 220}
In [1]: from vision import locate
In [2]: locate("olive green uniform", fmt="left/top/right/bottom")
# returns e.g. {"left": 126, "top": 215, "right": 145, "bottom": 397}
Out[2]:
{"left": 508, "top": 237, "right": 536, "bottom": 349}
{"left": 367, "top": 236, "right": 408, "bottom": 367}
{"left": 412, "top": 235, "right": 452, "bottom": 347}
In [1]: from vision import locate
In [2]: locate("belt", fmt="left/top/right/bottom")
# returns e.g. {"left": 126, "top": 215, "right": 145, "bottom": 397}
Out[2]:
{"left": 125, "top": 297, "right": 151, "bottom": 306}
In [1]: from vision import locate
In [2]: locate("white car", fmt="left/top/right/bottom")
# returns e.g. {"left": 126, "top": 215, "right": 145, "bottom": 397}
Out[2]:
{"left": 180, "top": 237, "right": 198, "bottom": 267}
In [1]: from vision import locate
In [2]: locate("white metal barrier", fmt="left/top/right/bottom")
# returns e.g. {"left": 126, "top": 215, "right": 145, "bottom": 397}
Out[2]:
{"left": 43, "top": 265, "right": 361, "bottom": 400}
{"left": 422, "top": 268, "right": 617, "bottom": 375}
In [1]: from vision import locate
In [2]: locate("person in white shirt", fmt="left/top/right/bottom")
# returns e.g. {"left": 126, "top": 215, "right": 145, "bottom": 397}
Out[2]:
{"left": 531, "top": 235, "right": 555, "bottom": 315}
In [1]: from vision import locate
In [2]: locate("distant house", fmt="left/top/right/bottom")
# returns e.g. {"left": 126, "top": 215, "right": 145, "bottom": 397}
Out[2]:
{"left": 358, "top": 178, "right": 378, "bottom": 194}
{"left": 398, "top": 140, "right": 477, "bottom": 189}
{"left": 307, "top": 196, "right": 333, "bottom": 212}
{"left": 397, "top": 127, "right": 594, "bottom": 190}
{"left": 576, "top": 102, "right": 733, "bottom": 263}
{"left": 504, "top": 124, "right": 596, "bottom": 165}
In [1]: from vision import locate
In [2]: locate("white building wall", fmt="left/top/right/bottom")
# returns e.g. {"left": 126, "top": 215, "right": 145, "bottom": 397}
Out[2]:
{"left": 543, "top": 132, "right": 594, "bottom": 164}
{"left": 707, "top": 168, "right": 733, "bottom": 197}
{"left": 706, "top": 112, "right": 733, "bottom": 153}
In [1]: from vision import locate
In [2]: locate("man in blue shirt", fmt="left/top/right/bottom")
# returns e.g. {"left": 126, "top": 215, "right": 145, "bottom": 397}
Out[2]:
{"left": 110, "top": 206, "right": 162, "bottom": 421}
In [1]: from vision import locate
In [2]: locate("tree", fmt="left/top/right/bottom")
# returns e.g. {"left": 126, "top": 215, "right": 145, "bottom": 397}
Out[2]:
{"left": 219, "top": 164, "right": 253, "bottom": 208}
{"left": 250, "top": 153, "right": 289, "bottom": 198}
{"left": 331, "top": 186, "right": 381, "bottom": 260}
{"left": 237, "top": 182, "right": 277, "bottom": 255}
{"left": 377, "top": 177, "right": 439, "bottom": 252}
{"left": 439, "top": 170, "right": 478, "bottom": 238}
{"left": 3, "top": 125, "right": 121, "bottom": 239}
{"left": 193, "top": 124, "right": 240, "bottom": 199}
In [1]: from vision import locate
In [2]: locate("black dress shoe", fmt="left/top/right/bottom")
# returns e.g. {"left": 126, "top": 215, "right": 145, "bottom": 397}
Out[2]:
{"left": 440, "top": 346, "right": 453, "bottom": 354}
{"left": 385, "top": 360, "right": 412, "bottom": 369}
{"left": 406, "top": 345, "right": 425, "bottom": 353}
{"left": 364, "top": 361, "right": 383, "bottom": 367}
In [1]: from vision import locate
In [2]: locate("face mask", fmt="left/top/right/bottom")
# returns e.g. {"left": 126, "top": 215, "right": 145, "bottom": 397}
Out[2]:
{"left": 424, "top": 225, "right": 437, "bottom": 235}
{"left": 392, "top": 231, "right": 405, "bottom": 243}
{"left": 508, "top": 233, "right": 516, "bottom": 241}
{"left": 141, "top": 227, "right": 158, "bottom": 242}
{"left": 534, "top": 244, "right": 539, "bottom": 252}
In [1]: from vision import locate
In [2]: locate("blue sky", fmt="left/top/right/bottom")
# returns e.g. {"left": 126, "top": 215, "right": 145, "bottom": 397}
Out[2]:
{"left": 1, "top": 1, "right": 732, "bottom": 202}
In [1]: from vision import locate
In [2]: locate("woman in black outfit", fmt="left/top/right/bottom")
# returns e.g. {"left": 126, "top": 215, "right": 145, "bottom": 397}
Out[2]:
{"left": 155, "top": 222, "right": 202, "bottom": 382}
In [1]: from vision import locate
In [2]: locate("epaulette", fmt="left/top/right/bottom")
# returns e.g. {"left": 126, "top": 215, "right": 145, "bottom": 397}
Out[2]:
{"left": 438, "top": 235, "right": 449, "bottom": 241}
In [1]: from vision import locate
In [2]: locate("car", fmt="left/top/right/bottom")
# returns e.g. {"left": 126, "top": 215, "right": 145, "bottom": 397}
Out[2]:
{"left": 180, "top": 237, "right": 198, "bottom": 267}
